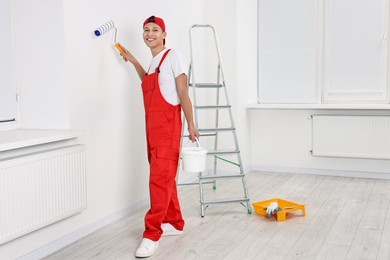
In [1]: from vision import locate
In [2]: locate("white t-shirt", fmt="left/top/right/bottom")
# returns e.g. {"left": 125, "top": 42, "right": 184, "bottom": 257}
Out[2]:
{"left": 147, "top": 49, "right": 188, "bottom": 105}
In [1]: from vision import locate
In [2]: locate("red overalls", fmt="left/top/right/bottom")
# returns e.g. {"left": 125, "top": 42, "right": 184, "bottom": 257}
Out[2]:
{"left": 141, "top": 49, "right": 184, "bottom": 241}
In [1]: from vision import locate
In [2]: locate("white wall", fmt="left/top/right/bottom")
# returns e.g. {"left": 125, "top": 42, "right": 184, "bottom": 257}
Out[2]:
{"left": 248, "top": 109, "right": 390, "bottom": 175}
{"left": 237, "top": 0, "right": 259, "bottom": 169}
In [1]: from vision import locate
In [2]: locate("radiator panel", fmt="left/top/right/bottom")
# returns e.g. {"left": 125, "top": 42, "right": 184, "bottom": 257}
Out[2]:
{"left": 311, "top": 115, "right": 390, "bottom": 159}
{"left": 0, "top": 145, "right": 86, "bottom": 244}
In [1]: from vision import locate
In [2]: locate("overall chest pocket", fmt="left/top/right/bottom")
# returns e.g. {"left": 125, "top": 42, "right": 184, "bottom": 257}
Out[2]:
{"left": 142, "top": 77, "right": 156, "bottom": 93}
{"left": 142, "top": 74, "right": 157, "bottom": 107}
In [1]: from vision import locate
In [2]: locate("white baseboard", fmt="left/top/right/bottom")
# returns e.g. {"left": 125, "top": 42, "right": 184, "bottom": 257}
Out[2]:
{"left": 18, "top": 198, "right": 149, "bottom": 260}
{"left": 251, "top": 165, "right": 390, "bottom": 180}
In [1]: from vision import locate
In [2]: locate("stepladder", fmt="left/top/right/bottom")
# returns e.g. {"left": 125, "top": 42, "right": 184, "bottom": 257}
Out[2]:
{"left": 177, "top": 24, "right": 252, "bottom": 217}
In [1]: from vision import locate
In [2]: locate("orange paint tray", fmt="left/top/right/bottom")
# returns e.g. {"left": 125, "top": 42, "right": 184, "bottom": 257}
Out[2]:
{"left": 252, "top": 198, "right": 306, "bottom": 222}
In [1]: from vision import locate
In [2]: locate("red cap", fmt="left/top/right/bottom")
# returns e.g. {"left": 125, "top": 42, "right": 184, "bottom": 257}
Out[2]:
{"left": 143, "top": 16, "right": 166, "bottom": 32}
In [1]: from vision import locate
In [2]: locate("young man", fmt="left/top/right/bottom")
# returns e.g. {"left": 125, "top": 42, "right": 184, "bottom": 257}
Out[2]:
{"left": 117, "top": 16, "right": 199, "bottom": 258}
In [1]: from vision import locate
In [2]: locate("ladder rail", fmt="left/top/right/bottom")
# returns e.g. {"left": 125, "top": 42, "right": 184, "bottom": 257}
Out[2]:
{"left": 214, "top": 65, "right": 220, "bottom": 182}
{"left": 188, "top": 27, "right": 198, "bottom": 127}
{"left": 188, "top": 62, "right": 199, "bottom": 127}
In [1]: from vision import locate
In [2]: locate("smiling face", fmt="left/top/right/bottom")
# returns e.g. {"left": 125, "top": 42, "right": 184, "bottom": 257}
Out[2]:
{"left": 143, "top": 23, "right": 166, "bottom": 49}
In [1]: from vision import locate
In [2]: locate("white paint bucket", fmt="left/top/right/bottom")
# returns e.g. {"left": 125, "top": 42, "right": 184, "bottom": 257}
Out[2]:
{"left": 181, "top": 138, "right": 207, "bottom": 172}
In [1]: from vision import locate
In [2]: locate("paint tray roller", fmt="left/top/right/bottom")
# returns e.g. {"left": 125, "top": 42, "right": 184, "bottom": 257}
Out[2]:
{"left": 94, "top": 20, "right": 123, "bottom": 52}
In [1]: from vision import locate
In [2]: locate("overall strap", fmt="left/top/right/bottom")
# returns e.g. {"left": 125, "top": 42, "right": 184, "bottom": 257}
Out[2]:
{"left": 145, "top": 49, "right": 172, "bottom": 76}
{"left": 157, "top": 49, "right": 171, "bottom": 73}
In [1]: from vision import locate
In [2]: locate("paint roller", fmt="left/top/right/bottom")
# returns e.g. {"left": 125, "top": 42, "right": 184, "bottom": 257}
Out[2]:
{"left": 94, "top": 20, "right": 123, "bottom": 52}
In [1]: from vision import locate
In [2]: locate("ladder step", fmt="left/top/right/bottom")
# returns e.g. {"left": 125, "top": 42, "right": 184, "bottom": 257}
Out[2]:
{"left": 199, "top": 133, "right": 217, "bottom": 137}
{"left": 200, "top": 174, "right": 244, "bottom": 180}
{"left": 178, "top": 180, "right": 215, "bottom": 186}
{"left": 201, "top": 198, "right": 250, "bottom": 205}
{"left": 194, "top": 105, "right": 231, "bottom": 110}
{"left": 189, "top": 83, "right": 223, "bottom": 88}
{"left": 198, "top": 127, "right": 236, "bottom": 132}
{"left": 182, "top": 133, "right": 217, "bottom": 138}
{"left": 207, "top": 149, "right": 240, "bottom": 155}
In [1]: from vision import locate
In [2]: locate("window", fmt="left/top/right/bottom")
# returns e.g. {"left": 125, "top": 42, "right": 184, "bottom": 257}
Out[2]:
{"left": 257, "top": 0, "right": 390, "bottom": 105}
{"left": 0, "top": 0, "right": 17, "bottom": 123}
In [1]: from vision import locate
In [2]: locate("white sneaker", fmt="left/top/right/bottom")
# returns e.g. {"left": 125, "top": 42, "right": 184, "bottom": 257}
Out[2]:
{"left": 161, "top": 223, "right": 183, "bottom": 237}
{"left": 135, "top": 238, "right": 159, "bottom": 258}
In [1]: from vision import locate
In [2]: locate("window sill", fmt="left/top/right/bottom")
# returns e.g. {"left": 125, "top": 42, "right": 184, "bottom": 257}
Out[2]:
{"left": 0, "top": 129, "right": 84, "bottom": 152}
{"left": 246, "top": 103, "right": 390, "bottom": 110}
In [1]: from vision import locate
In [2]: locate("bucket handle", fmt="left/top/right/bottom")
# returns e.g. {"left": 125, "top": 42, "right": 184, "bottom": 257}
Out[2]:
{"left": 184, "top": 137, "right": 202, "bottom": 148}
{"left": 186, "top": 137, "right": 200, "bottom": 148}
{"left": 194, "top": 137, "right": 201, "bottom": 148}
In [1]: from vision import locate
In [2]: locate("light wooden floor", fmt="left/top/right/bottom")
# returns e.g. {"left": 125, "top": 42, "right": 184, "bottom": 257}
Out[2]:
{"left": 45, "top": 172, "right": 390, "bottom": 260}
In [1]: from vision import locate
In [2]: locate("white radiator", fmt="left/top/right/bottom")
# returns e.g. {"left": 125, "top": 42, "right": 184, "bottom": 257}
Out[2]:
{"left": 0, "top": 145, "right": 86, "bottom": 245}
{"left": 311, "top": 115, "right": 390, "bottom": 159}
